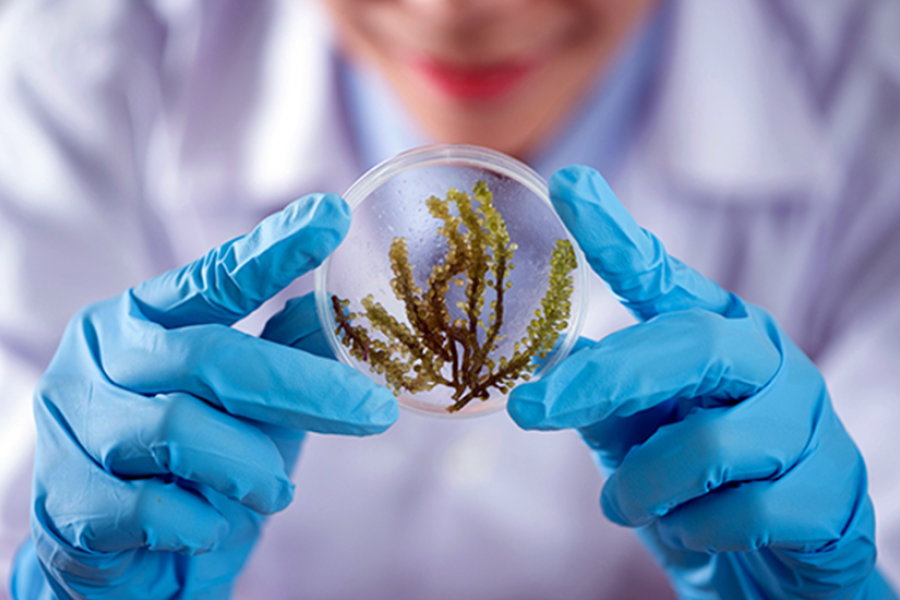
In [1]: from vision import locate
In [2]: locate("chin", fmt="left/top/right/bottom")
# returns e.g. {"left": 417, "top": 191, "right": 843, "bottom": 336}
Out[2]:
{"left": 397, "top": 74, "right": 548, "bottom": 158}
{"left": 419, "top": 110, "right": 536, "bottom": 158}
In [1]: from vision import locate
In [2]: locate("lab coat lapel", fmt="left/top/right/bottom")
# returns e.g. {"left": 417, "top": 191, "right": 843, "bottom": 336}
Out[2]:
{"left": 639, "top": 0, "right": 839, "bottom": 208}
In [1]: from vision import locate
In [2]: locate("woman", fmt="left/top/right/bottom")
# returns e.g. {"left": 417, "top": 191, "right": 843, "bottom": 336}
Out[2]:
{"left": 1, "top": 0, "right": 898, "bottom": 598}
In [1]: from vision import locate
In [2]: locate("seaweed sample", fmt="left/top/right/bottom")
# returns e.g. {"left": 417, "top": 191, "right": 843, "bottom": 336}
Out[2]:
{"left": 332, "top": 181, "right": 577, "bottom": 413}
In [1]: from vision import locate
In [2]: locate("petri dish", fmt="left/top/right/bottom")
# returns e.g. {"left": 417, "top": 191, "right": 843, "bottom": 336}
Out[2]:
{"left": 315, "top": 144, "right": 588, "bottom": 418}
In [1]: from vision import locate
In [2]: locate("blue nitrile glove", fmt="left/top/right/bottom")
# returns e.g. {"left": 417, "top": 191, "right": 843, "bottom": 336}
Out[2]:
{"left": 508, "top": 166, "right": 897, "bottom": 600}
{"left": 11, "top": 194, "right": 398, "bottom": 600}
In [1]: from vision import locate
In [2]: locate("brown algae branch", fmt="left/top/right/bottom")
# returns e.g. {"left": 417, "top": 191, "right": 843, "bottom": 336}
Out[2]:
{"left": 332, "top": 181, "right": 577, "bottom": 413}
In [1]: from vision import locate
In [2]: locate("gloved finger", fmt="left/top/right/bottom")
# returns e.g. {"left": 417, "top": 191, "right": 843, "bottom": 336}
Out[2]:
{"left": 100, "top": 301, "right": 397, "bottom": 434}
{"left": 38, "top": 476, "right": 230, "bottom": 555}
{"left": 33, "top": 388, "right": 230, "bottom": 555}
{"left": 508, "top": 307, "right": 780, "bottom": 430}
{"left": 249, "top": 419, "right": 307, "bottom": 477}
{"left": 564, "top": 337, "right": 669, "bottom": 472}
{"left": 90, "top": 389, "right": 294, "bottom": 515}
{"left": 261, "top": 292, "right": 335, "bottom": 358}
{"left": 35, "top": 359, "right": 295, "bottom": 515}
{"left": 654, "top": 419, "right": 870, "bottom": 555}
{"left": 549, "top": 166, "right": 734, "bottom": 320}
{"left": 600, "top": 398, "right": 807, "bottom": 528}
{"left": 578, "top": 399, "right": 678, "bottom": 472}
{"left": 569, "top": 335, "right": 596, "bottom": 354}
{"left": 257, "top": 293, "right": 335, "bottom": 470}
{"left": 131, "top": 193, "right": 350, "bottom": 329}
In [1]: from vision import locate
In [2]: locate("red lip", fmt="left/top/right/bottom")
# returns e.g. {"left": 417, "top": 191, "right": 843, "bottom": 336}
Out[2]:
{"left": 412, "top": 57, "right": 537, "bottom": 101}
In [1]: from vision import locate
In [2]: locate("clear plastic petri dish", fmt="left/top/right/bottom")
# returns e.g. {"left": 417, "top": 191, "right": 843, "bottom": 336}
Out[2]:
{"left": 315, "top": 144, "right": 588, "bottom": 418}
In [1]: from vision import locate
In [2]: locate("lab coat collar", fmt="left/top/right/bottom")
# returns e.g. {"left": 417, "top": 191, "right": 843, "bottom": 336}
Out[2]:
{"left": 241, "top": 0, "right": 847, "bottom": 210}
{"left": 640, "top": 0, "right": 839, "bottom": 206}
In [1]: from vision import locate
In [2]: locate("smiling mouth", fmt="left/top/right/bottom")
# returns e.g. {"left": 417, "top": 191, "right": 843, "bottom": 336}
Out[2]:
{"left": 410, "top": 56, "right": 539, "bottom": 101}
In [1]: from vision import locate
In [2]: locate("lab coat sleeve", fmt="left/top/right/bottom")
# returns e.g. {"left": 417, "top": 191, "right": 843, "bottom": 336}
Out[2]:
{"left": 821, "top": 292, "right": 900, "bottom": 592}
{"left": 778, "top": 0, "right": 900, "bottom": 590}
{"left": 0, "top": 2, "right": 168, "bottom": 596}
{"left": 814, "top": 167, "right": 900, "bottom": 591}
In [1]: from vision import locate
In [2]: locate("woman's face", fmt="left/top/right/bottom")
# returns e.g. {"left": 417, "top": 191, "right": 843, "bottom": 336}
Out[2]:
{"left": 320, "top": 0, "right": 660, "bottom": 158}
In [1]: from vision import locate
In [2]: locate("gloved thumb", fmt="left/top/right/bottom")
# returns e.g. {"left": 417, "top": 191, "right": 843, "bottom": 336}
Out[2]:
{"left": 549, "top": 166, "right": 733, "bottom": 321}
{"left": 133, "top": 193, "right": 350, "bottom": 328}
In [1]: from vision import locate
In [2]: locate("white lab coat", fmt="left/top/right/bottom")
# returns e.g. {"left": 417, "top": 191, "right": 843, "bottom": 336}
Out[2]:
{"left": 1, "top": 0, "right": 899, "bottom": 598}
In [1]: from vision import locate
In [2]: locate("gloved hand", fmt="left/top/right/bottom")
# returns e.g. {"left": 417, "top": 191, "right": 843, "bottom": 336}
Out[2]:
{"left": 508, "top": 166, "right": 897, "bottom": 599}
{"left": 11, "top": 194, "right": 398, "bottom": 600}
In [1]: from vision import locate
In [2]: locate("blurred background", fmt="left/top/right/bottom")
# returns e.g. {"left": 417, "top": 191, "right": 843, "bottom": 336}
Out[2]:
{"left": 1, "top": 1, "right": 899, "bottom": 599}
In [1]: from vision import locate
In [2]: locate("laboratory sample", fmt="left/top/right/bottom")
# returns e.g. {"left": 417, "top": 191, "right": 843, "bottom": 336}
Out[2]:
{"left": 315, "top": 144, "right": 588, "bottom": 417}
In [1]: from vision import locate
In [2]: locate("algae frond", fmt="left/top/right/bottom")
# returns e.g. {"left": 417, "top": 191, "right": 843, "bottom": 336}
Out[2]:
{"left": 332, "top": 181, "right": 577, "bottom": 413}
